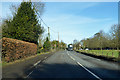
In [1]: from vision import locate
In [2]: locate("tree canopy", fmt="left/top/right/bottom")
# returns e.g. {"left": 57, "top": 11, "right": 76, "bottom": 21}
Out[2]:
{"left": 2, "top": 2, "right": 44, "bottom": 44}
{"left": 74, "top": 24, "right": 120, "bottom": 50}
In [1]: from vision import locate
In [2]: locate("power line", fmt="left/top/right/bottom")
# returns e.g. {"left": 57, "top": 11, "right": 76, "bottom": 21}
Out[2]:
{"left": 36, "top": 11, "right": 58, "bottom": 34}
{"left": 37, "top": 13, "right": 49, "bottom": 28}
{"left": 50, "top": 28, "right": 58, "bottom": 33}
{"left": 35, "top": 11, "right": 60, "bottom": 42}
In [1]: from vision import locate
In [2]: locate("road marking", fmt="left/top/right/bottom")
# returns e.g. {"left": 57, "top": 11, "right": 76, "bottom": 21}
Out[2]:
{"left": 67, "top": 51, "right": 75, "bottom": 61}
{"left": 70, "top": 56, "right": 75, "bottom": 61}
{"left": 27, "top": 60, "right": 42, "bottom": 78}
{"left": 34, "top": 60, "right": 41, "bottom": 66}
{"left": 26, "top": 70, "right": 34, "bottom": 78}
{"left": 77, "top": 62, "right": 102, "bottom": 80}
{"left": 97, "top": 59, "right": 101, "bottom": 61}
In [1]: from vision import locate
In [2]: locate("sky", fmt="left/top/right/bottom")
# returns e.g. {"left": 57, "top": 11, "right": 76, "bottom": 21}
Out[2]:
{"left": 0, "top": 2, "right": 118, "bottom": 44}
{"left": 42, "top": 2, "right": 118, "bottom": 44}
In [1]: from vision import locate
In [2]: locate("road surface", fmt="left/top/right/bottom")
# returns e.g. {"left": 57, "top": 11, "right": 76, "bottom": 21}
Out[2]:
{"left": 26, "top": 50, "right": 120, "bottom": 79}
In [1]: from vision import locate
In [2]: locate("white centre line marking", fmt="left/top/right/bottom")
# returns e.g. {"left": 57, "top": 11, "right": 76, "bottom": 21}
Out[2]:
{"left": 77, "top": 62, "right": 102, "bottom": 80}
{"left": 70, "top": 56, "right": 75, "bottom": 61}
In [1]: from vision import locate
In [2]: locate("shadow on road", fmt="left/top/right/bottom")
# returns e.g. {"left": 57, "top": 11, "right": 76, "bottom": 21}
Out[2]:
{"left": 23, "top": 62, "right": 120, "bottom": 79}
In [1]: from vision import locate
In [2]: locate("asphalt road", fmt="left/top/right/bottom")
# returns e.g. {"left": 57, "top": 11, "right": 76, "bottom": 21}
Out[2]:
{"left": 2, "top": 52, "right": 55, "bottom": 78}
{"left": 26, "top": 50, "right": 120, "bottom": 79}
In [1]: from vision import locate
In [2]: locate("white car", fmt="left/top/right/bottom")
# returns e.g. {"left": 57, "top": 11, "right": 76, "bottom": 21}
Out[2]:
{"left": 85, "top": 48, "right": 89, "bottom": 50}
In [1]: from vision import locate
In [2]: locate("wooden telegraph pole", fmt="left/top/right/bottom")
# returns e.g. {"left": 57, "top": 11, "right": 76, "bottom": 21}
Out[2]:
{"left": 58, "top": 32, "right": 59, "bottom": 49}
{"left": 48, "top": 27, "right": 50, "bottom": 41}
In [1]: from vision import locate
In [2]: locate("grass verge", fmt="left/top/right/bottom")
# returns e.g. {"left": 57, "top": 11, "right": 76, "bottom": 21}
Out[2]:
{"left": 77, "top": 50, "right": 119, "bottom": 58}
{"left": 76, "top": 50, "right": 120, "bottom": 62}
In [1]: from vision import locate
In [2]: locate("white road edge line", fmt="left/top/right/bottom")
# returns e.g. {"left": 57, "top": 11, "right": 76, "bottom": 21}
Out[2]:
{"left": 97, "top": 59, "right": 101, "bottom": 61}
{"left": 26, "top": 60, "right": 42, "bottom": 78}
{"left": 34, "top": 60, "right": 41, "bottom": 66}
{"left": 77, "top": 62, "right": 102, "bottom": 80}
{"left": 26, "top": 70, "right": 34, "bottom": 78}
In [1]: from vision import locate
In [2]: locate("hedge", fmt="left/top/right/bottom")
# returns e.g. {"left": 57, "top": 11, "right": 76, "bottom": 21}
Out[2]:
{"left": 2, "top": 37, "right": 37, "bottom": 62}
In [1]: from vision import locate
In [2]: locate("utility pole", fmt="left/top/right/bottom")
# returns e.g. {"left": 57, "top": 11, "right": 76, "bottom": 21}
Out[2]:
{"left": 48, "top": 27, "right": 50, "bottom": 41}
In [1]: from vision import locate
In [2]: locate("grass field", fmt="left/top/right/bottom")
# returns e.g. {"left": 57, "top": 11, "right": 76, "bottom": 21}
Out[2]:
{"left": 77, "top": 50, "right": 119, "bottom": 58}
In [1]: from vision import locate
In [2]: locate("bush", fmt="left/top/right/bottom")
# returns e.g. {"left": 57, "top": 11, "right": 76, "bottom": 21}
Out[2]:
{"left": 2, "top": 37, "right": 37, "bottom": 62}
{"left": 43, "top": 37, "right": 51, "bottom": 52}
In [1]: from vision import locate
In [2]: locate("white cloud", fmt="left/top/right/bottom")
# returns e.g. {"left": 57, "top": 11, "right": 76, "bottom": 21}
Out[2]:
{"left": 43, "top": 14, "right": 112, "bottom": 26}
{"left": 53, "top": 3, "right": 99, "bottom": 12}
{"left": 42, "top": 14, "right": 114, "bottom": 44}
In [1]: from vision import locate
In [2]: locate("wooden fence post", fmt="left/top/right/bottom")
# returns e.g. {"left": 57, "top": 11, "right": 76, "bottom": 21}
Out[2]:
{"left": 107, "top": 53, "right": 108, "bottom": 57}
{"left": 112, "top": 52, "right": 113, "bottom": 57}
{"left": 118, "top": 50, "right": 120, "bottom": 60}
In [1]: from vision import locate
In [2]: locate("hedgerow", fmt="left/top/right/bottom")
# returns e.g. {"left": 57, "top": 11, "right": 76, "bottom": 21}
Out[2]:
{"left": 2, "top": 37, "right": 37, "bottom": 62}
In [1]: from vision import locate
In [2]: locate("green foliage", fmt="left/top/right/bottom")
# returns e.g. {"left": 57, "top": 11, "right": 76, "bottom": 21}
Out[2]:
{"left": 78, "top": 50, "right": 119, "bottom": 58}
{"left": 60, "top": 41, "right": 66, "bottom": 49}
{"left": 2, "top": 2, "right": 44, "bottom": 44}
{"left": 51, "top": 40, "right": 59, "bottom": 49}
{"left": 80, "top": 25, "right": 120, "bottom": 50}
{"left": 43, "top": 37, "right": 51, "bottom": 51}
{"left": 51, "top": 40, "right": 66, "bottom": 50}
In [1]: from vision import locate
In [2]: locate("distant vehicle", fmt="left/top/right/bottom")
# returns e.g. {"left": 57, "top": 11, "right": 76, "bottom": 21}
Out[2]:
{"left": 79, "top": 49, "right": 83, "bottom": 50}
{"left": 68, "top": 44, "right": 73, "bottom": 51}
{"left": 85, "top": 48, "right": 89, "bottom": 50}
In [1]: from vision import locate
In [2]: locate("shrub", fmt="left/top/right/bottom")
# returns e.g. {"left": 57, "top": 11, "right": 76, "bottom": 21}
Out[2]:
{"left": 2, "top": 37, "right": 37, "bottom": 62}
{"left": 43, "top": 37, "right": 51, "bottom": 52}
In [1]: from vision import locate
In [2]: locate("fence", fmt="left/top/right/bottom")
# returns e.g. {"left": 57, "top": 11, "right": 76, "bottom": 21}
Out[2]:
{"left": 78, "top": 50, "right": 119, "bottom": 58}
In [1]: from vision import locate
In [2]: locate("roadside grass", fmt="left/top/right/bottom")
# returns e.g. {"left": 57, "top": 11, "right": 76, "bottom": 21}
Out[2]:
{"left": 0, "top": 61, "right": 2, "bottom": 66}
{"left": 77, "top": 50, "right": 119, "bottom": 58}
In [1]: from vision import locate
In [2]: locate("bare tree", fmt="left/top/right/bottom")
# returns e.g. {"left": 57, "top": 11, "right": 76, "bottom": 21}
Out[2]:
{"left": 9, "top": 4, "right": 19, "bottom": 16}
{"left": 110, "top": 24, "right": 119, "bottom": 50}
{"left": 32, "top": 2, "right": 45, "bottom": 16}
